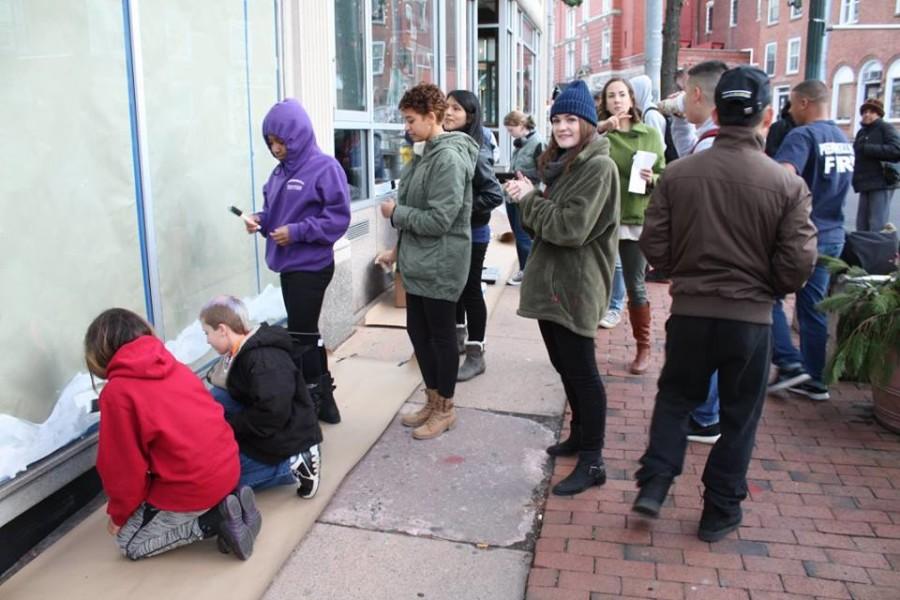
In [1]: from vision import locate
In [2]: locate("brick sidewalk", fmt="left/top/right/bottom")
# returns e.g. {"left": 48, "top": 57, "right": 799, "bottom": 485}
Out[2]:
{"left": 528, "top": 283, "right": 900, "bottom": 600}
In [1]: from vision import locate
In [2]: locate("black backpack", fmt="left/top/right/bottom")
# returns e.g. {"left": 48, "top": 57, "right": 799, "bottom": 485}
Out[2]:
{"left": 645, "top": 106, "right": 679, "bottom": 164}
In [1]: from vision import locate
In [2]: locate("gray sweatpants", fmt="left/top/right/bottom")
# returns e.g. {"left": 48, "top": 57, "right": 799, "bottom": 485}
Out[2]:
{"left": 116, "top": 503, "right": 209, "bottom": 560}
{"left": 856, "top": 188, "right": 895, "bottom": 232}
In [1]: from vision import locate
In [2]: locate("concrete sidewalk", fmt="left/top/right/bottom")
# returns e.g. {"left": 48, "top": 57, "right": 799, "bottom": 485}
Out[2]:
{"left": 264, "top": 284, "right": 564, "bottom": 600}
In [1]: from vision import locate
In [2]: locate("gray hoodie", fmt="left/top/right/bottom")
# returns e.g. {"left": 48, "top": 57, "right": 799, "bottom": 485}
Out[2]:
{"left": 630, "top": 75, "right": 668, "bottom": 154}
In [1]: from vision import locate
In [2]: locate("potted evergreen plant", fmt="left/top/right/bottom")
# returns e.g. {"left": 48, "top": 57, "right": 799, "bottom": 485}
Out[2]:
{"left": 818, "top": 257, "right": 900, "bottom": 433}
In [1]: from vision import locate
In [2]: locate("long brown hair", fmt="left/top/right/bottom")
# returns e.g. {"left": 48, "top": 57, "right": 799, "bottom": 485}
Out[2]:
{"left": 597, "top": 77, "right": 642, "bottom": 123}
{"left": 84, "top": 308, "right": 154, "bottom": 378}
{"left": 537, "top": 117, "right": 597, "bottom": 177}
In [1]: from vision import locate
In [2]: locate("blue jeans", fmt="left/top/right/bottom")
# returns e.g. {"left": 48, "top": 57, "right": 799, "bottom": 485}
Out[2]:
{"left": 210, "top": 387, "right": 296, "bottom": 491}
{"left": 609, "top": 256, "right": 626, "bottom": 312}
{"left": 771, "top": 243, "right": 844, "bottom": 384}
{"left": 505, "top": 201, "right": 532, "bottom": 270}
{"left": 691, "top": 372, "right": 720, "bottom": 427}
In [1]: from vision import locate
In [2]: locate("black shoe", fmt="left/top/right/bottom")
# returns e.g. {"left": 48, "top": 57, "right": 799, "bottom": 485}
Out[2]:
{"left": 552, "top": 451, "right": 606, "bottom": 496}
{"left": 787, "top": 380, "right": 830, "bottom": 402}
{"left": 546, "top": 423, "right": 581, "bottom": 457}
{"left": 698, "top": 503, "right": 743, "bottom": 542}
{"left": 217, "top": 494, "right": 254, "bottom": 560}
{"left": 632, "top": 476, "right": 672, "bottom": 518}
{"left": 291, "top": 444, "right": 321, "bottom": 499}
{"left": 309, "top": 373, "right": 341, "bottom": 424}
{"left": 767, "top": 366, "right": 811, "bottom": 394}
{"left": 686, "top": 419, "right": 721, "bottom": 444}
{"left": 237, "top": 486, "right": 262, "bottom": 539}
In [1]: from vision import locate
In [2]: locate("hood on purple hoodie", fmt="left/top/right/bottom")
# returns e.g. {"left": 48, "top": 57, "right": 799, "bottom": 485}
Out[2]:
{"left": 258, "top": 99, "right": 351, "bottom": 274}
{"left": 262, "top": 99, "right": 321, "bottom": 174}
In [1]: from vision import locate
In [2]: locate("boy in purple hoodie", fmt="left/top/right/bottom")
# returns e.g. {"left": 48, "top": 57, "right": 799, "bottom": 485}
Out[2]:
{"left": 245, "top": 99, "right": 351, "bottom": 424}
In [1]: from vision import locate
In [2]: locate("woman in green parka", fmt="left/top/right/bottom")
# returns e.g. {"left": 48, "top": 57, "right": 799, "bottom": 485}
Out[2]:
{"left": 378, "top": 83, "right": 478, "bottom": 441}
{"left": 504, "top": 80, "right": 620, "bottom": 496}
{"left": 597, "top": 78, "right": 665, "bottom": 375}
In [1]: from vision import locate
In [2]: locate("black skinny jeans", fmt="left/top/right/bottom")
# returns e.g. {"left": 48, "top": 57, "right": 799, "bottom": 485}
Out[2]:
{"left": 636, "top": 315, "right": 771, "bottom": 514}
{"left": 406, "top": 293, "right": 459, "bottom": 399}
{"left": 455, "top": 242, "right": 489, "bottom": 342}
{"left": 538, "top": 320, "right": 607, "bottom": 452}
{"left": 280, "top": 263, "right": 334, "bottom": 381}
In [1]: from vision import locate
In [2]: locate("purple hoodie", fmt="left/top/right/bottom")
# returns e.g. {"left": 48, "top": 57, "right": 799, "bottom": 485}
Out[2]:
{"left": 257, "top": 99, "right": 351, "bottom": 273}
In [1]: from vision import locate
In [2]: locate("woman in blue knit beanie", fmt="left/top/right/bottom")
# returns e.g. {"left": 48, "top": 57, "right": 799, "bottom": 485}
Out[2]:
{"left": 503, "top": 79, "right": 620, "bottom": 496}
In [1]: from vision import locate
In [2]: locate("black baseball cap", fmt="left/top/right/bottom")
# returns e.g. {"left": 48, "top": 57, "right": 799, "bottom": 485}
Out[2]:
{"left": 714, "top": 65, "right": 772, "bottom": 125}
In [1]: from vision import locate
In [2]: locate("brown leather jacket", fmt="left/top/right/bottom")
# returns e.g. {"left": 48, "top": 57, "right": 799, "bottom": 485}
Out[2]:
{"left": 640, "top": 126, "right": 817, "bottom": 325}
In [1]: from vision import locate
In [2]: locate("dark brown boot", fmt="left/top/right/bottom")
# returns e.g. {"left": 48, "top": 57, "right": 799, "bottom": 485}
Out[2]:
{"left": 628, "top": 304, "right": 652, "bottom": 374}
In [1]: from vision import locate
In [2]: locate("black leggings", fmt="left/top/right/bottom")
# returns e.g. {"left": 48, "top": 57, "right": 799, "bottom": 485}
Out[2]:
{"left": 406, "top": 293, "right": 459, "bottom": 399}
{"left": 538, "top": 320, "right": 607, "bottom": 452}
{"left": 455, "top": 242, "right": 489, "bottom": 342}
{"left": 280, "top": 263, "right": 334, "bottom": 380}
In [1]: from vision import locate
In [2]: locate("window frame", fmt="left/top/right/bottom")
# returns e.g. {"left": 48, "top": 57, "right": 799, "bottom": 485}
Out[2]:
{"left": 767, "top": 0, "right": 779, "bottom": 25}
{"left": 730, "top": 0, "right": 739, "bottom": 27}
{"left": 706, "top": 1, "right": 715, "bottom": 34}
{"left": 786, "top": 37, "right": 801, "bottom": 75}
{"left": 601, "top": 28, "right": 611, "bottom": 62}
{"left": 789, "top": 2, "right": 802, "bottom": 19}
{"left": 764, "top": 41, "right": 777, "bottom": 77}
{"left": 839, "top": 0, "right": 859, "bottom": 25}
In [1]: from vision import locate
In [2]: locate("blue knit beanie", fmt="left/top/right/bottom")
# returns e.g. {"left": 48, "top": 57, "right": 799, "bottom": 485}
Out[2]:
{"left": 550, "top": 80, "right": 597, "bottom": 126}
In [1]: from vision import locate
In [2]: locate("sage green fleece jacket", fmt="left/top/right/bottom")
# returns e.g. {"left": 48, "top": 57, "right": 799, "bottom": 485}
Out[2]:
{"left": 393, "top": 131, "right": 479, "bottom": 302}
{"left": 517, "top": 137, "right": 620, "bottom": 337}
{"left": 606, "top": 123, "right": 665, "bottom": 225}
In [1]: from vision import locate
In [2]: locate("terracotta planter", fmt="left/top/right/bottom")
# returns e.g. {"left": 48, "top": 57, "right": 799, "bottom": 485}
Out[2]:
{"left": 872, "top": 352, "right": 900, "bottom": 434}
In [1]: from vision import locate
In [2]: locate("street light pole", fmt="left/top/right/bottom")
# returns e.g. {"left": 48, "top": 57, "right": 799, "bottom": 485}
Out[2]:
{"left": 804, "top": 0, "right": 827, "bottom": 80}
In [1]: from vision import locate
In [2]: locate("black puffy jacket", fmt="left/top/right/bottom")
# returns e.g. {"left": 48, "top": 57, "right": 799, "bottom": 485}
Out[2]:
{"left": 853, "top": 118, "right": 900, "bottom": 193}
{"left": 225, "top": 323, "right": 322, "bottom": 464}
{"left": 470, "top": 144, "right": 504, "bottom": 227}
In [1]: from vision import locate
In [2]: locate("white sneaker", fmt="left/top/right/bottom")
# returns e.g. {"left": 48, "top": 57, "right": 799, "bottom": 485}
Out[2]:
{"left": 599, "top": 309, "right": 621, "bottom": 329}
{"left": 507, "top": 270, "right": 524, "bottom": 286}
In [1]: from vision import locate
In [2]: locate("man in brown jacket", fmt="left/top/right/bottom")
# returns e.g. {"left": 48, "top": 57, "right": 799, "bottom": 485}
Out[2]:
{"left": 632, "top": 66, "right": 817, "bottom": 542}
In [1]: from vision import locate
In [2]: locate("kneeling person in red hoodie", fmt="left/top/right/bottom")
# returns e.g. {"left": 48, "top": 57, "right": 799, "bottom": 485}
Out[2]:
{"left": 201, "top": 296, "right": 323, "bottom": 498}
{"left": 86, "top": 308, "right": 260, "bottom": 561}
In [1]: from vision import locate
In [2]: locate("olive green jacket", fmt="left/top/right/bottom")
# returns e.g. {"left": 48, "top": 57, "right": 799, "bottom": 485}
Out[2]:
{"left": 393, "top": 132, "right": 479, "bottom": 302}
{"left": 517, "top": 137, "right": 620, "bottom": 337}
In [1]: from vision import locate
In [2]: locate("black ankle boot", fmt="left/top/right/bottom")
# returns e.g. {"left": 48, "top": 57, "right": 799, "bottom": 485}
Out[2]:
{"left": 546, "top": 423, "right": 581, "bottom": 457}
{"left": 314, "top": 372, "right": 341, "bottom": 424}
{"left": 552, "top": 451, "right": 606, "bottom": 496}
{"left": 632, "top": 475, "right": 672, "bottom": 518}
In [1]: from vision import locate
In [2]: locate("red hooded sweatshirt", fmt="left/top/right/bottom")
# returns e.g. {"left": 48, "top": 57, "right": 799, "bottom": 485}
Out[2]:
{"left": 96, "top": 336, "right": 240, "bottom": 526}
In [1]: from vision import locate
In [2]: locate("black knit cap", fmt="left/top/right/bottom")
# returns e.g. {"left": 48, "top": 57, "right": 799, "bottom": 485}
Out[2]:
{"left": 550, "top": 80, "right": 598, "bottom": 126}
{"left": 715, "top": 65, "right": 772, "bottom": 125}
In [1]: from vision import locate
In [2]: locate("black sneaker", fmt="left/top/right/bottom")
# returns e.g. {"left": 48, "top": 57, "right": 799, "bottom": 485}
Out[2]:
{"left": 291, "top": 444, "right": 321, "bottom": 499}
{"left": 767, "top": 366, "right": 811, "bottom": 394}
{"left": 632, "top": 476, "right": 672, "bottom": 518}
{"left": 697, "top": 503, "right": 742, "bottom": 542}
{"left": 687, "top": 419, "right": 721, "bottom": 444}
{"left": 787, "top": 380, "right": 830, "bottom": 401}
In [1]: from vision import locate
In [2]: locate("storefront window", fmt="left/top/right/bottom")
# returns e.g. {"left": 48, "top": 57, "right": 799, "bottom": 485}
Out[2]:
{"left": 335, "top": 0, "right": 367, "bottom": 112}
{"left": 445, "top": 0, "right": 459, "bottom": 90}
{"left": 373, "top": 0, "right": 436, "bottom": 123}
{"left": 478, "top": 30, "right": 499, "bottom": 126}
{"left": 334, "top": 129, "right": 368, "bottom": 200}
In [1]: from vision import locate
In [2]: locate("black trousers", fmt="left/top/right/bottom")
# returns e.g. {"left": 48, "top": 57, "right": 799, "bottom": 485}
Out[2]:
{"left": 538, "top": 320, "right": 607, "bottom": 452}
{"left": 455, "top": 242, "right": 489, "bottom": 342}
{"left": 637, "top": 315, "right": 771, "bottom": 514}
{"left": 280, "top": 263, "right": 334, "bottom": 380}
{"left": 406, "top": 293, "right": 459, "bottom": 399}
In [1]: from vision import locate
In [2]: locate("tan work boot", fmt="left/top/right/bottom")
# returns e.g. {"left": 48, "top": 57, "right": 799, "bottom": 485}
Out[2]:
{"left": 412, "top": 395, "right": 457, "bottom": 440}
{"left": 401, "top": 388, "right": 438, "bottom": 427}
